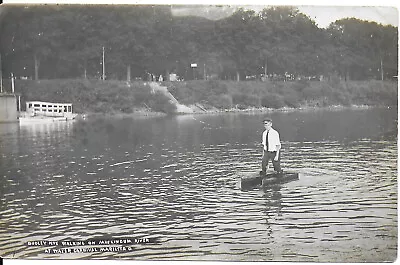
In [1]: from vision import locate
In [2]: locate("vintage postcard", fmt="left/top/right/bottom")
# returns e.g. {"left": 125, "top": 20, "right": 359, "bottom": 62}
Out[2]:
{"left": 0, "top": 1, "right": 397, "bottom": 264}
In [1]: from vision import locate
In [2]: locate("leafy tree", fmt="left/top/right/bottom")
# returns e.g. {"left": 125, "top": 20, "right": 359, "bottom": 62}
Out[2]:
{"left": 327, "top": 18, "right": 397, "bottom": 80}
{"left": 0, "top": 5, "right": 397, "bottom": 82}
{"left": 11, "top": 6, "right": 66, "bottom": 79}
{"left": 214, "top": 8, "right": 262, "bottom": 81}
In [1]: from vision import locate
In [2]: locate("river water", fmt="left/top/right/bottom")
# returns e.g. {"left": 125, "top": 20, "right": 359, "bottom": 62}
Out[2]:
{"left": 0, "top": 107, "right": 397, "bottom": 262}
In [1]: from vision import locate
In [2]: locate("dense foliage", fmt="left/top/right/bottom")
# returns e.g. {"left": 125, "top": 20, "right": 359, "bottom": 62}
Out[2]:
{"left": 0, "top": 5, "right": 397, "bottom": 82}
{"left": 168, "top": 79, "right": 398, "bottom": 108}
{"left": 13, "top": 79, "right": 177, "bottom": 114}
{"left": 12, "top": 79, "right": 398, "bottom": 114}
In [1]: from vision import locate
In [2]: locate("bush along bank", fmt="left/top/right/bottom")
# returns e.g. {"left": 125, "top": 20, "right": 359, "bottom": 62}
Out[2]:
{"left": 13, "top": 79, "right": 177, "bottom": 115}
{"left": 166, "top": 79, "right": 398, "bottom": 110}
{"left": 11, "top": 78, "right": 398, "bottom": 115}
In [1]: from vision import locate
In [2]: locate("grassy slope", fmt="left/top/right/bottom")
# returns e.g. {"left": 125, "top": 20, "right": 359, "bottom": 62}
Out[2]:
{"left": 9, "top": 78, "right": 398, "bottom": 114}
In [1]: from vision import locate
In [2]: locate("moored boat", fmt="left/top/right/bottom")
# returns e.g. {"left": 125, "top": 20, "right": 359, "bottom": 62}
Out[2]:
{"left": 19, "top": 101, "right": 77, "bottom": 123}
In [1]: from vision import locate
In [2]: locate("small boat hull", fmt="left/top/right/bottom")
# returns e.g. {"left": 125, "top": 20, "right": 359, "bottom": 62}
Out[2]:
{"left": 19, "top": 116, "right": 70, "bottom": 123}
{"left": 239, "top": 171, "right": 299, "bottom": 190}
{"left": 19, "top": 113, "right": 77, "bottom": 124}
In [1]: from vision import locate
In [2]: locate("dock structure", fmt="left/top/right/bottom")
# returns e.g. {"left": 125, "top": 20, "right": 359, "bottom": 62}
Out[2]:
{"left": 0, "top": 93, "right": 18, "bottom": 123}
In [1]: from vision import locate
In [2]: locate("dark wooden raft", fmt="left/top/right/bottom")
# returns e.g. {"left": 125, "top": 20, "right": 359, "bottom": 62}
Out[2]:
{"left": 239, "top": 171, "right": 299, "bottom": 190}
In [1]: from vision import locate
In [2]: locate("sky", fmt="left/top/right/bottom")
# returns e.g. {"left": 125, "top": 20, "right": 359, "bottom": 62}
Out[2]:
{"left": 2, "top": 0, "right": 399, "bottom": 28}
{"left": 170, "top": 5, "right": 398, "bottom": 28}
{"left": 297, "top": 6, "right": 398, "bottom": 28}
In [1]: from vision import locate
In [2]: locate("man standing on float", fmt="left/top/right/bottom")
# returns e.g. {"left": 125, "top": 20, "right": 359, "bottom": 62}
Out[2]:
{"left": 260, "top": 117, "right": 283, "bottom": 176}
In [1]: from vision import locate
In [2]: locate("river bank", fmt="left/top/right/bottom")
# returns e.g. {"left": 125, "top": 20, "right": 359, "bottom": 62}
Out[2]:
{"left": 81, "top": 104, "right": 378, "bottom": 120}
{"left": 7, "top": 78, "right": 398, "bottom": 117}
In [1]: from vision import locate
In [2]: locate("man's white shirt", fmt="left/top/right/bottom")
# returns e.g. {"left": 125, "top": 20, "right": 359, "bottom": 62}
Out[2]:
{"left": 262, "top": 128, "right": 281, "bottom": 151}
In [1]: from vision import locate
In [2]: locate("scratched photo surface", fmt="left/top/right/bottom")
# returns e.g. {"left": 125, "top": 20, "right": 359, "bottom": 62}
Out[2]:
{"left": 0, "top": 4, "right": 397, "bottom": 262}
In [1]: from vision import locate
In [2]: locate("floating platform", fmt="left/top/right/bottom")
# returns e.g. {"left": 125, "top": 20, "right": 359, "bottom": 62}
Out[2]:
{"left": 19, "top": 116, "right": 71, "bottom": 123}
{"left": 239, "top": 171, "right": 299, "bottom": 191}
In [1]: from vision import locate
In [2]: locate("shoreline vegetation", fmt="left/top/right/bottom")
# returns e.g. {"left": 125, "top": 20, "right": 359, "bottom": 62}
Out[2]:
{"left": 9, "top": 78, "right": 398, "bottom": 118}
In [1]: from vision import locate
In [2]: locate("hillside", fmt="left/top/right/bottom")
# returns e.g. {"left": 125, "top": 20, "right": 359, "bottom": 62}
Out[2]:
{"left": 7, "top": 79, "right": 398, "bottom": 115}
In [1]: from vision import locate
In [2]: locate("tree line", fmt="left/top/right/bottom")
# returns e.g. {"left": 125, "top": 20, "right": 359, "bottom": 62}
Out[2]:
{"left": 0, "top": 5, "right": 397, "bottom": 82}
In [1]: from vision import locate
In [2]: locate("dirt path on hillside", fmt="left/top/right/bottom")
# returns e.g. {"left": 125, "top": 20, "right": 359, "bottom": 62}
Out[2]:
{"left": 149, "top": 82, "right": 194, "bottom": 113}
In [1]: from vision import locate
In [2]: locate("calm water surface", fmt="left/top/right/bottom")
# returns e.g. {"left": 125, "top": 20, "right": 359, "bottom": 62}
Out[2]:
{"left": 0, "top": 107, "right": 397, "bottom": 262}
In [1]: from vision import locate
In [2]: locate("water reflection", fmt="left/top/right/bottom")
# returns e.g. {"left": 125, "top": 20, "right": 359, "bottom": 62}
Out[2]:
{"left": 0, "top": 107, "right": 397, "bottom": 262}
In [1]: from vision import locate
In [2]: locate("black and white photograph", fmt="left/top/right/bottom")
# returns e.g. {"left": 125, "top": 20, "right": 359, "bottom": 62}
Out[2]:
{"left": 0, "top": 1, "right": 398, "bottom": 263}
